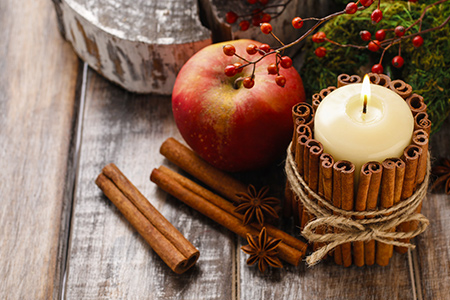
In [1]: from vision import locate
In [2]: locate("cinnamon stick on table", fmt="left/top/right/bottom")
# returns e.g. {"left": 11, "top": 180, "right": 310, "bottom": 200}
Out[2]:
{"left": 332, "top": 161, "right": 355, "bottom": 267}
{"left": 160, "top": 138, "right": 247, "bottom": 204}
{"left": 95, "top": 163, "right": 199, "bottom": 274}
{"left": 150, "top": 167, "right": 307, "bottom": 266}
{"left": 354, "top": 162, "right": 382, "bottom": 267}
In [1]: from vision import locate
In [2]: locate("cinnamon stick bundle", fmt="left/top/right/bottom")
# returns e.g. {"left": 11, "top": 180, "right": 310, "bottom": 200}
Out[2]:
{"left": 292, "top": 102, "right": 314, "bottom": 132}
{"left": 396, "top": 145, "right": 423, "bottom": 254}
{"left": 389, "top": 79, "right": 413, "bottom": 99}
{"left": 150, "top": 167, "right": 307, "bottom": 266}
{"left": 337, "top": 74, "right": 361, "bottom": 87}
{"left": 95, "top": 164, "right": 199, "bottom": 274}
{"left": 376, "top": 158, "right": 405, "bottom": 266}
{"left": 160, "top": 138, "right": 247, "bottom": 204}
{"left": 332, "top": 161, "right": 355, "bottom": 266}
{"left": 406, "top": 94, "right": 427, "bottom": 116}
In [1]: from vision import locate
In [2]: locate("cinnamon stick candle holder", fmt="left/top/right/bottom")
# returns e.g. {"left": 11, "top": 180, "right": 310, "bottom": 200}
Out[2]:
{"left": 284, "top": 73, "right": 431, "bottom": 267}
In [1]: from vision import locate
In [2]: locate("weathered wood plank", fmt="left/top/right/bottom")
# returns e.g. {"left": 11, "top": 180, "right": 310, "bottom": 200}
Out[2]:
{"left": 0, "top": 0, "right": 80, "bottom": 298}
{"left": 64, "top": 70, "right": 235, "bottom": 299}
{"left": 416, "top": 117, "right": 450, "bottom": 299}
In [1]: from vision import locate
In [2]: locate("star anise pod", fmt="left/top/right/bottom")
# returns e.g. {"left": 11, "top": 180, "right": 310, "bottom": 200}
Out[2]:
{"left": 234, "top": 185, "right": 280, "bottom": 226}
{"left": 431, "top": 157, "right": 450, "bottom": 195}
{"left": 241, "top": 227, "right": 283, "bottom": 273}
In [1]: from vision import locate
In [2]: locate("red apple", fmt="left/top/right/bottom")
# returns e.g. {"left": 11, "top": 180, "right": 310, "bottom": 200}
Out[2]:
{"left": 172, "top": 39, "right": 305, "bottom": 172}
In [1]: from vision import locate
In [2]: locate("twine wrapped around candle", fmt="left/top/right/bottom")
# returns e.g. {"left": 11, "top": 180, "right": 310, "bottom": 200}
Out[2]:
{"left": 285, "top": 143, "right": 430, "bottom": 266}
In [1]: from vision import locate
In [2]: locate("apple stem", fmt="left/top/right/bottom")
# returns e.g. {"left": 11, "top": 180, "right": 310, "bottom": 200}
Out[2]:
{"left": 233, "top": 77, "right": 244, "bottom": 89}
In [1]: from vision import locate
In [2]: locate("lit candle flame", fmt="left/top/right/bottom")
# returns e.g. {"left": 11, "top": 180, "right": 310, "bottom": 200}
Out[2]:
{"left": 361, "top": 74, "right": 371, "bottom": 114}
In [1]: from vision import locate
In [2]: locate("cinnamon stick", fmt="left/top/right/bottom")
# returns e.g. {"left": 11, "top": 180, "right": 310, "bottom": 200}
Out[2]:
{"left": 150, "top": 167, "right": 306, "bottom": 266}
{"left": 301, "top": 139, "right": 323, "bottom": 231}
{"left": 96, "top": 164, "right": 199, "bottom": 274}
{"left": 312, "top": 93, "right": 321, "bottom": 112}
{"left": 332, "top": 161, "right": 355, "bottom": 266}
{"left": 376, "top": 158, "right": 405, "bottom": 266}
{"left": 414, "top": 112, "right": 432, "bottom": 136}
{"left": 368, "top": 73, "right": 380, "bottom": 85}
{"left": 337, "top": 74, "right": 361, "bottom": 87}
{"left": 316, "top": 153, "right": 334, "bottom": 253}
{"left": 396, "top": 145, "right": 423, "bottom": 254}
{"left": 406, "top": 94, "right": 427, "bottom": 116}
{"left": 160, "top": 138, "right": 247, "bottom": 204}
{"left": 412, "top": 129, "right": 429, "bottom": 185}
{"left": 377, "top": 74, "right": 391, "bottom": 87}
{"left": 354, "top": 162, "right": 382, "bottom": 267}
{"left": 292, "top": 102, "right": 314, "bottom": 131}
{"left": 389, "top": 79, "right": 413, "bottom": 99}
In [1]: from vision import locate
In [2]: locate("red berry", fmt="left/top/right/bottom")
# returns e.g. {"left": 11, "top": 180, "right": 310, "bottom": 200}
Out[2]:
{"left": 267, "top": 63, "right": 278, "bottom": 75}
{"left": 409, "top": 0, "right": 418, "bottom": 2}
{"left": 261, "top": 13, "right": 271, "bottom": 23}
{"left": 394, "top": 26, "right": 405, "bottom": 37}
{"left": 239, "top": 20, "right": 250, "bottom": 31}
{"left": 368, "top": 40, "right": 381, "bottom": 52}
{"left": 234, "top": 63, "right": 243, "bottom": 73}
{"left": 371, "top": 64, "right": 384, "bottom": 74}
{"left": 260, "top": 23, "right": 272, "bottom": 34}
{"left": 360, "top": 0, "right": 374, "bottom": 7}
{"left": 224, "top": 65, "right": 237, "bottom": 77}
{"left": 392, "top": 56, "right": 404, "bottom": 68}
{"left": 243, "top": 77, "right": 255, "bottom": 89}
{"left": 412, "top": 35, "right": 424, "bottom": 48}
{"left": 312, "top": 31, "right": 326, "bottom": 43}
{"left": 315, "top": 46, "right": 327, "bottom": 57}
{"left": 280, "top": 56, "right": 293, "bottom": 68}
{"left": 292, "top": 17, "right": 304, "bottom": 29}
{"left": 360, "top": 30, "right": 372, "bottom": 41}
{"left": 246, "top": 44, "right": 258, "bottom": 55}
{"left": 259, "top": 44, "right": 271, "bottom": 54}
{"left": 225, "top": 11, "right": 238, "bottom": 24}
{"left": 275, "top": 75, "right": 286, "bottom": 87}
{"left": 247, "top": 0, "right": 258, "bottom": 3}
{"left": 252, "top": 15, "right": 262, "bottom": 26}
{"left": 371, "top": 9, "right": 383, "bottom": 23}
{"left": 345, "top": 2, "right": 358, "bottom": 14}
{"left": 259, "top": 0, "right": 269, "bottom": 5}
{"left": 375, "top": 29, "right": 386, "bottom": 41}
{"left": 223, "top": 44, "right": 236, "bottom": 56}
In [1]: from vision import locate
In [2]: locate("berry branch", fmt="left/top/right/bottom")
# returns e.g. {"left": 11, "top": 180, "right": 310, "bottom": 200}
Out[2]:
{"left": 223, "top": 0, "right": 449, "bottom": 88}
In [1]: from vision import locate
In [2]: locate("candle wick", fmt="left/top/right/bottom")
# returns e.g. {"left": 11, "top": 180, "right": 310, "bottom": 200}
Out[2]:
{"left": 362, "top": 94, "right": 368, "bottom": 114}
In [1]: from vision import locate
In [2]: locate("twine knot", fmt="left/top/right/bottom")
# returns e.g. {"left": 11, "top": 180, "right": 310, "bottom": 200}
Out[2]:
{"left": 285, "top": 143, "right": 430, "bottom": 266}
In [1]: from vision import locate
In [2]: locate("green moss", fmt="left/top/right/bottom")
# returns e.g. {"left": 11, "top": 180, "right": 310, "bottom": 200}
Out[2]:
{"left": 300, "top": 0, "right": 450, "bottom": 133}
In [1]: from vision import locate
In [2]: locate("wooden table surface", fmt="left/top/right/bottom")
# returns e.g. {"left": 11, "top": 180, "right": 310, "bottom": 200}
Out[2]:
{"left": 1, "top": 1, "right": 449, "bottom": 299}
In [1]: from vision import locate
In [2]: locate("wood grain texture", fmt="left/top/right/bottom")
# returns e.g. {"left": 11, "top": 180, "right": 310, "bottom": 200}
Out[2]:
{"left": 415, "top": 116, "right": 450, "bottom": 299}
{"left": 55, "top": 0, "right": 211, "bottom": 94}
{"left": 64, "top": 70, "right": 235, "bottom": 299}
{"left": 0, "top": 0, "right": 79, "bottom": 298}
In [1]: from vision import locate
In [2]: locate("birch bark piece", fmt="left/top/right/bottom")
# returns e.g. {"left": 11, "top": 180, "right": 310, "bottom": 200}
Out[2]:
{"left": 54, "top": 0, "right": 212, "bottom": 94}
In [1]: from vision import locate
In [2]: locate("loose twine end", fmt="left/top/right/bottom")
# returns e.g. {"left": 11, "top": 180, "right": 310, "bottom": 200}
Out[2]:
{"left": 285, "top": 143, "right": 430, "bottom": 266}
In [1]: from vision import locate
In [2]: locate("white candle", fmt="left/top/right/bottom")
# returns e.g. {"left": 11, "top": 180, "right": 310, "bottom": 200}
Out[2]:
{"left": 314, "top": 76, "right": 414, "bottom": 176}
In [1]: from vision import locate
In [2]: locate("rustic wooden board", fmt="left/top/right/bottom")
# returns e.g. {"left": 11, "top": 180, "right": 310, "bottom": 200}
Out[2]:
{"left": 63, "top": 69, "right": 235, "bottom": 299}
{"left": 0, "top": 0, "right": 80, "bottom": 298}
{"left": 415, "top": 117, "right": 450, "bottom": 299}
